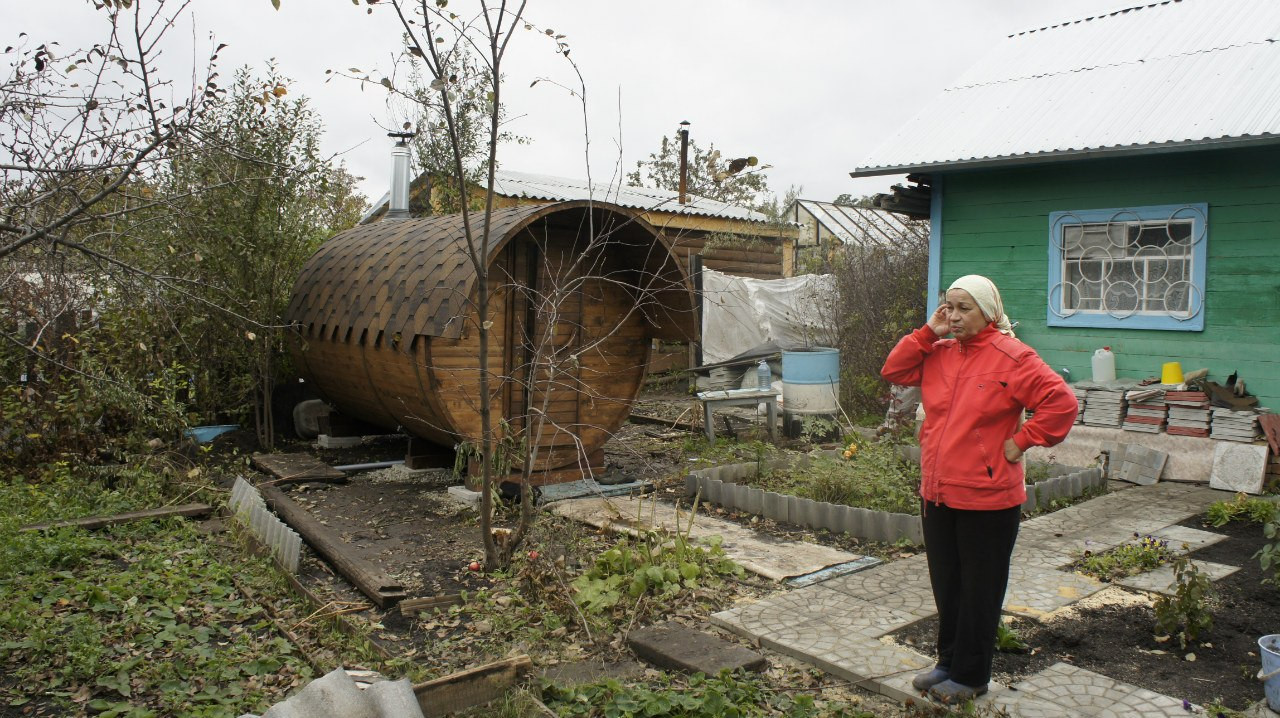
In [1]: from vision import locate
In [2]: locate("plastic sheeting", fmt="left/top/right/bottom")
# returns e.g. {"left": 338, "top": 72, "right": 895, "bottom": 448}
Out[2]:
{"left": 700, "top": 269, "right": 837, "bottom": 365}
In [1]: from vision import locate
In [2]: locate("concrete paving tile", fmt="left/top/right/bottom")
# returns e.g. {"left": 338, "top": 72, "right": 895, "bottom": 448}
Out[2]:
{"left": 1010, "top": 545, "right": 1076, "bottom": 571}
{"left": 856, "top": 584, "right": 936, "bottom": 620}
{"left": 983, "top": 691, "right": 1080, "bottom": 717}
{"left": 818, "top": 557, "right": 931, "bottom": 600}
{"left": 1010, "top": 662, "right": 1132, "bottom": 713}
{"left": 760, "top": 632, "right": 932, "bottom": 701}
{"left": 1149, "top": 524, "right": 1227, "bottom": 553}
{"left": 1003, "top": 566, "right": 1105, "bottom": 619}
{"left": 1116, "top": 560, "right": 1239, "bottom": 595}
{"left": 872, "top": 669, "right": 926, "bottom": 703}
{"left": 1095, "top": 686, "right": 1198, "bottom": 717}
{"left": 712, "top": 587, "right": 921, "bottom": 643}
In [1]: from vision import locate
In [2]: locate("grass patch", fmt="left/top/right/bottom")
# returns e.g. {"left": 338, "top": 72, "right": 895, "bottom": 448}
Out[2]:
{"left": 749, "top": 440, "right": 921, "bottom": 515}
{"left": 0, "top": 462, "right": 396, "bottom": 717}
{"left": 540, "top": 669, "right": 864, "bottom": 718}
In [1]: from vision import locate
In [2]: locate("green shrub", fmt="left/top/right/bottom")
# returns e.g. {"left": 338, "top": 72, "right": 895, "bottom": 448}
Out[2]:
{"left": 1206, "top": 494, "right": 1278, "bottom": 527}
{"left": 1153, "top": 555, "right": 1215, "bottom": 649}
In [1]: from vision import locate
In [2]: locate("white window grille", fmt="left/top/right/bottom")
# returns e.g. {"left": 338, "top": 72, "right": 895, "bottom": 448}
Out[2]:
{"left": 1047, "top": 204, "right": 1206, "bottom": 331}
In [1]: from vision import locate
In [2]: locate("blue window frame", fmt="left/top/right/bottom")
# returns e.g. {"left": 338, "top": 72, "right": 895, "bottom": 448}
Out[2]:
{"left": 1047, "top": 203, "right": 1207, "bottom": 331}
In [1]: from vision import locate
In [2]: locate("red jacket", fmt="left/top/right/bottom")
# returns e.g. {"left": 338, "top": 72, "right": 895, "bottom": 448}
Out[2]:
{"left": 881, "top": 324, "right": 1078, "bottom": 510}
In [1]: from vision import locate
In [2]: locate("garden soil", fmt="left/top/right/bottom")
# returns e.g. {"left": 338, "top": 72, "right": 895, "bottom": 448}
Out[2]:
{"left": 231, "top": 392, "right": 1275, "bottom": 714}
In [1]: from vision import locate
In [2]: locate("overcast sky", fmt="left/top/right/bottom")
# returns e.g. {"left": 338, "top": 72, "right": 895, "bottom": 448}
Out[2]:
{"left": 12, "top": 0, "right": 1128, "bottom": 208}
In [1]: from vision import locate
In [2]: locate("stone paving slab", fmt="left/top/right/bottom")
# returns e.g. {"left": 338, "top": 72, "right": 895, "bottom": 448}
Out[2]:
{"left": 1116, "top": 559, "right": 1239, "bottom": 594}
{"left": 627, "top": 621, "right": 767, "bottom": 675}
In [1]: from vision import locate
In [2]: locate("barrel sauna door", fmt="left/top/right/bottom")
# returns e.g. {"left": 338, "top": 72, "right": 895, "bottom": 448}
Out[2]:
{"left": 499, "top": 237, "right": 645, "bottom": 475}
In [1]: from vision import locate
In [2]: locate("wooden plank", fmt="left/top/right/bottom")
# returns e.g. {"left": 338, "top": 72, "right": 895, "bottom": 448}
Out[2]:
{"left": 256, "top": 484, "right": 406, "bottom": 609}
{"left": 399, "top": 593, "right": 464, "bottom": 616}
{"left": 22, "top": 503, "right": 212, "bottom": 532}
{"left": 251, "top": 453, "right": 347, "bottom": 484}
{"left": 414, "top": 655, "right": 533, "bottom": 718}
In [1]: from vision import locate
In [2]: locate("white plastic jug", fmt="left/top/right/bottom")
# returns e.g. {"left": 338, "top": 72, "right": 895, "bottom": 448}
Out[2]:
{"left": 1092, "top": 347, "right": 1116, "bottom": 382}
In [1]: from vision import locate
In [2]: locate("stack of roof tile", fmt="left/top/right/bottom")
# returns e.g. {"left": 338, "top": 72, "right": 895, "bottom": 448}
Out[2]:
{"left": 1082, "top": 388, "right": 1125, "bottom": 428}
{"left": 1166, "top": 390, "right": 1211, "bottom": 438}
{"left": 1210, "top": 408, "right": 1262, "bottom": 442}
{"left": 1123, "top": 389, "right": 1167, "bottom": 434}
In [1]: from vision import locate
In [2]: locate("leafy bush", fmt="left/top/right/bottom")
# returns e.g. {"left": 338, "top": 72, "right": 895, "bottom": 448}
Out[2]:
{"left": 1073, "top": 534, "right": 1173, "bottom": 582}
{"left": 0, "top": 358, "right": 190, "bottom": 479}
{"left": 1153, "top": 555, "right": 1215, "bottom": 649}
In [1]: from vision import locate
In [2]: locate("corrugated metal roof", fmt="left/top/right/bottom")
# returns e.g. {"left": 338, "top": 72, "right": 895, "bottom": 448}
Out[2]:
{"left": 791, "top": 200, "right": 929, "bottom": 248}
{"left": 490, "top": 170, "right": 772, "bottom": 222}
{"left": 852, "top": 0, "right": 1280, "bottom": 177}
{"left": 361, "top": 169, "right": 772, "bottom": 224}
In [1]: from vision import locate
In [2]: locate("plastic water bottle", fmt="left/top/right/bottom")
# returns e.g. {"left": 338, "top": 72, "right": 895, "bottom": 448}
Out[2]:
{"left": 757, "top": 360, "right": 771, "bottom": 390}
{"left": 1091, "top": 347, "right": 1116, "bottom": 383}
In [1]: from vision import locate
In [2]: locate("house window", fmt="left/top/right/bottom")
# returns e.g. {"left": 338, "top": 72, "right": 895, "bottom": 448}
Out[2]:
{"left": 1047, "top": 204, "right": 1207, "bottom": 331}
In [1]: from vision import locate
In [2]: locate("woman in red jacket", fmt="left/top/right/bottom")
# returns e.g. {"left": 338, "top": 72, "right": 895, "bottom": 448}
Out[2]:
{"left": 881, "top": 274, "right": 1077, "bottom": 703}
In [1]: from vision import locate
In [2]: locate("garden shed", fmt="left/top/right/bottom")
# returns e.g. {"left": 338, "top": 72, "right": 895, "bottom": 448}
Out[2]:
{"left": 851, "top": 0, "right": 1280, "bottom": 413}
{"left": 285, "top": 200, "right": 696, "bottom": 482}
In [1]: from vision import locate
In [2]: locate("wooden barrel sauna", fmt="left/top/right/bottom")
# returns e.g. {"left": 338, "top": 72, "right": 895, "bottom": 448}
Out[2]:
{"left": 286, "top": 201, "right": 696, "bottom": 482}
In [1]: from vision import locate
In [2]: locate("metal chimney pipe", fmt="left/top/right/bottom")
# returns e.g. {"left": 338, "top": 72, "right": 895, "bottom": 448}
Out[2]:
{"left": 677, "top": 120, "right": 690, "bottom": 205}
{"left": 385, "top": 131, "right": 415, "bottom": 221}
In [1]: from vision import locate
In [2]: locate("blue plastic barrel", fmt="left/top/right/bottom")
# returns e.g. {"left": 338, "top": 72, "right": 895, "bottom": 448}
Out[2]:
{"left": 781, "top": 347, "right": 840, "bottom": 438}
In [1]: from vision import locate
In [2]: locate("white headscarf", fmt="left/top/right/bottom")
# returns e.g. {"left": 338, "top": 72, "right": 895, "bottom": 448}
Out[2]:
{"left": 948, "top": 274, "right": 1016, "bottom": 338}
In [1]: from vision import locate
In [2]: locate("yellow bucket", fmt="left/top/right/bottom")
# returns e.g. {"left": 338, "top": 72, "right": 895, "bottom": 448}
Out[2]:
{"left": 1161, "top": 361, "right": 1184, "bottom": 385}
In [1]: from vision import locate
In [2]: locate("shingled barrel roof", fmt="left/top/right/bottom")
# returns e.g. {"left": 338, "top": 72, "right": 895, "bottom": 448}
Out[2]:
{"left": 287, "top": 201, "right": 672, "bottom": 343}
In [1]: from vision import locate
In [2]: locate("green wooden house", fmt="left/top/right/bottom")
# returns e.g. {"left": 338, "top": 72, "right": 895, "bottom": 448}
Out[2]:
{"left": 851, "top": 0, "right": 1280, "bottom": 410}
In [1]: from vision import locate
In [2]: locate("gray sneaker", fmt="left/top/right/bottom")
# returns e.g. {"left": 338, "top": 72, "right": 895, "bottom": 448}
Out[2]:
{"left": 910, "top": 666, "right": 950, "bottom": 691}
{"left": 928, "top": 679, "right": 989, "bottom": 703}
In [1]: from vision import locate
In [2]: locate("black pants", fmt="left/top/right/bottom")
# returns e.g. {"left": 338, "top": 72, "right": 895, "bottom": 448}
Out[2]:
{"left": 920, "top": 500, "right": 1021, "bottom": 687}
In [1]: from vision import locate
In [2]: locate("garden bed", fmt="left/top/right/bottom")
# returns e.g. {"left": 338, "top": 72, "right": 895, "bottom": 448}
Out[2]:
{"left": 684, "top": 447, "right": 1105, "bottom": 545}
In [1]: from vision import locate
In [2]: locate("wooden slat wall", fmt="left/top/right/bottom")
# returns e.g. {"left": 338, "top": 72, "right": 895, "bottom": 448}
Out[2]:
{"left": 939, "top": 144, "right": 1280, "bottom": 408}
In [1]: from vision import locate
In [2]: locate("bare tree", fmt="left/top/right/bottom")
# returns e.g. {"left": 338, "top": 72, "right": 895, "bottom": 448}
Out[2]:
{"left": 364, "top": 0, "right": 698, "bottom": 573}
{"left": 0, "top": 0, "right": 219, "bottom": 262}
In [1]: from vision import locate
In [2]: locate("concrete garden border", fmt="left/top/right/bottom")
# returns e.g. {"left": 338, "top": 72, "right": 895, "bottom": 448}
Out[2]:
{"left": 684, "top": 451, "right": 1105, "bottom": 546}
